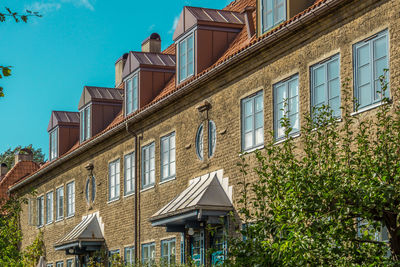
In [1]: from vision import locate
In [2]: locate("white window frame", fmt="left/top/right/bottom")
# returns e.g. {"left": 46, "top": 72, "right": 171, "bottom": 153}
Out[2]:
{"left": 141, "top": 142, "right": 155, "bottom": 189}
{"left": 274, "top": 74, "right": 300, "bottom": 140}
{"left": 109, "top": 159, "right": 120, "bottom": 201}
{"left": 66, "top": 181, "right": 75, "bottom": 217}
{"left": 37, "top": 195, "right": 44, "bottom": 227}
{"left": 353, "top": 29, "right": 389, "bottom": 110}
{"left": 160, "top": 132, "right": 176, "bottom": 182}
{"left": 241, "top": 90, "right": 264, "bottom": 151}
{"left": 80, "top": 105, "right": 91, "bottom": 142}
{"left": 124, "top": 153, "right": 135, "bottom": 196}
{"left": 310, "top": 54, "right": 341, "bottom": 117}
{"left": 177, "top": 31, "right": 195, "bottom": 83}
{"left": 125, "top": 73, "right": 139, "bottom": 116}
{"left": 56, "top": 186, "right": 64, "bottom": 221}
{"left": 260, "top": 0, "right": 287, "bottom": 33}
{"left": 46, "top": 191, "right": 53, "bottom": 224}
{"left": 49, "top": 128, "right": 58, "bottom": 161}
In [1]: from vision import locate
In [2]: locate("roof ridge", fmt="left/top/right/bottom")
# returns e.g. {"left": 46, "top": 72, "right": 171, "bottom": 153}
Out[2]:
{"left": 186, "top": 5, "right": 242, "bottom": 14}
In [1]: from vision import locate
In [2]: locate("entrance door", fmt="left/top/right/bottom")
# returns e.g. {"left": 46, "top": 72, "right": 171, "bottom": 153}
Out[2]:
{"left": 190, "top": 230, "right": 204, "bottom": 266}
{"left": 211, "top": 227, "right": 225, "bottom": 266}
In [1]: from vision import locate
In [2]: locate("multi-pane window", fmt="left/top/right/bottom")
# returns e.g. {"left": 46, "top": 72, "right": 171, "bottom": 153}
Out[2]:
{"left": 142, "top": 243, "right": 155, "bottom": 266}
{"left": 274, "top": 75, "right": 299, "bottom": 140}
{"left": 66, "top": 259, "right": 73, "bottom": 267}
{"left": 56, "top": 262, "right": 63, "bottom": 267}
{"left": 80, "top": 105, "right": 91, "bottom": 142}
{"left": 311, "top": 54, "right": 341, "bottom": 117}
{"left": 47, "top": 264, "right": 53, "bottom": 267}
{"left": 241, "top": 91, "right": 264, "bottom": 151}
{"left": 109, "top": 250, "right": 120, "bottom": 267}
{"left": 126, "top": 74, "right": 138, "bottom": 116}
{"left": 109, "top": 159, "right": 120, "bottom": 201}
{"left": 142, "top": 142, "right": 155, "bottom": 189}
{"left": 49, "top": 128, "right": 58, "bottom": 161}
{"left": 124, "top": 153, "right": 135, "bottom": 195}
{"left": 161, "top": 238, "right": 176, "bottom": 266}
{"left": 260, "top": 0, "right": 286, "bottom": 33}
{"left": 46, "top": 191, "right": 53, "bottom": 224}
{"left": 196, "top": 124, "right": 204, "bottom": 160}
{"left": 208, "top": 120, "right": 217, "bottom": 157}
{"left": 124, "top": 246, "right": 135, "bottom": 266}
{"left": 178, "top": 32, "right": 194, "bottom": 82}
{"left": 354, "top": 30, "right": 389, "bottom": 109}
{"left": 56, "top": 186, "right": 64, "bottom": 220}
{"left": 37, "top": 196, "right": 44, "bottom": 227}
{"left": 161, "top": 132, "right": 176, "bottom": 181}
{"left": 66, "top": 181, "right": 75, "bottom": 217}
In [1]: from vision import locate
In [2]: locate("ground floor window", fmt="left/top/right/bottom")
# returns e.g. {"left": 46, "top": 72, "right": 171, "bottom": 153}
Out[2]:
{"left": 142, "top": 242, "right": 155, "bottom": 266}
{"left": 124, "top": 246, "right": 135, "bottom": 266}
{"left": 161, "top": 238, "right": 176, "bottom": 266}
{"left": 190, "top": 230, "right": 205, "bottom": 266}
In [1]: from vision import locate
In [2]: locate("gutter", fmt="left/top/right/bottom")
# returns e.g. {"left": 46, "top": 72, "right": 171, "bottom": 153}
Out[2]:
{"left": 9, "top": 0, "right": 347, "bottom": 193}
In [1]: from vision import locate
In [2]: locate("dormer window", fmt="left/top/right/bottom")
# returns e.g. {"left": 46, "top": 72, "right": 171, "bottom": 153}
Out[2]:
{"left": 125, "top": 74, "right": 138, "bottom": 116}
{"left": 49, "top": 128, "right": 58, "bottom": 161}
{"left": 178, "top": 32, "right": 194, "bottom": 82}
{"left": 80, "top": 105, "right": 91, "bottom": 142}
{"left": 260, "top": 0, "right": 286, "bottom": 33}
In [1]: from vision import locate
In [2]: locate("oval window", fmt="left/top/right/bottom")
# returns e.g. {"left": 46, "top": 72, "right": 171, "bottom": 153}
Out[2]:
{"left": 85, "top": 175, "right": 96, "bottom": 204}
{"left": 196, "top": 124, "right": 204, "bottom": 160}
{"left": 208, "top": 120, "right": 216, "bottom": 157}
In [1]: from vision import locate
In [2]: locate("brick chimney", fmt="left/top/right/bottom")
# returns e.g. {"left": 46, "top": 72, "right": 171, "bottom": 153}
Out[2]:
{"left": 141, "top": 33, "right": 161, "bottom": 53}
{"left": 115, "top": 53, "right": 128, "bottom": 88}
{"left": 0, "top": 163, "right": 7, "bottom": 181}
{"left": 14, "top": 148, "right": 33, "bottom": 164}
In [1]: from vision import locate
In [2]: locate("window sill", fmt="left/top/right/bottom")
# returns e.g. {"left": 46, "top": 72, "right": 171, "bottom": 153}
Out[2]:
{"left": 66, "top": 214, "right": 75, "bottom": 219}
{"left": 240, "top": 144, "right": 265, "bottom": 156}
{"left": 45, "top": 221, "right": 53, "bottom": 225}
{"left": 274, "top": 132, "right": 301, "bottom": 145}
{"left": 351, "top": 101, "right": 389, "bottom": 116}
{"left": 159, "top": 177, "right": 176, "bottom": 185}
{"left": 140, "top": 185, "right": 155, "bottom": 193}
{"left": 107, "top": 198, "right": 120, "bottom": 204}
{"left": 37, "top": 225, "right": 44, "bottom": 229}
{"left": 55, "top": 218, "right": 63, "bottom": 223}
{"left": 124, "top": 192, "right": 135, "bottom": 198}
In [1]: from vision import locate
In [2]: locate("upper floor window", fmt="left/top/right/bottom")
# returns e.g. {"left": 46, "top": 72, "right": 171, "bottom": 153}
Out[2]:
{"left": 142, "top": 242, "right": 156, "bottom": 266}
{"left": 124, "top": 246, "right": 135, "bottom": 266}
{"left": 311, "top": 54, "right": 341, "bottom": 117}
{"left": 46, "top": 191, "right": 53, "bottom": 224}
{"left": 178, "top": 32, "right": 194, "bottom": 82}
{"left": 126, "top": 74, "right": 138, "bottom": 116}
{"left": 161, "top": 132, "right": 176, "bottom": 182}
{"left": 80, "top": 105, "right": 91, "bottom": 142}
{"left": 161, "top": 238, "right": 176, "bottom": 266}
{"left": 208, "top": 120, "right": 216, "bottom": 158}
{"left": 241, "top": 91, "right": 264, "bottom": 151}
{"left": 124, "top": 153, "right": 135, "bottom": 196}
{"left": 354, "top": 30, "right": 389, "bottom": 110}
{"left": 66, "top": 260, "right": 73, "bottom": 267}
{"left": 56, "top": 262, "right": 63, "bottom": 267}
{"left": 49, "top": 128, "right": 58, "bottom": 161}
{"left": 260, "top": 0, "right": 286, "bottom": 33}
{"left": 56, "top": 186, "right": 64, "bottom": 220}
{"left": 37, "top": 195, "right": 44, "bottom": 227}
{"left": 274, "top": 75, "right": 299, "bottom": 140}
{"left": 109, "top": 159, "right": 120, "bottom": 201}
{"left": 66, "top": 181, "right": 75, "bottom": 217}
{"left": 142, "top": 142, "right": 155, "bottom": 189}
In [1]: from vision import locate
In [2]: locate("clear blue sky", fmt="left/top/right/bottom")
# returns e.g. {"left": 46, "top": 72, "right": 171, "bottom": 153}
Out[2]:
{"left": 0, "top": 0, "right": 230, "bottom": 159}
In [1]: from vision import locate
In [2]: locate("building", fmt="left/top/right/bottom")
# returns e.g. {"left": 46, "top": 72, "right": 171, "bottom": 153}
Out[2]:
{"left": 7, "top": 0, "right": 399, "bottom": 266}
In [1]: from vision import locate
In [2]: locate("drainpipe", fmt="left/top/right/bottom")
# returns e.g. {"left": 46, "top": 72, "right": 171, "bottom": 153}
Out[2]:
{"left": 125, "top": 122, "right": 141, "bottom": 261}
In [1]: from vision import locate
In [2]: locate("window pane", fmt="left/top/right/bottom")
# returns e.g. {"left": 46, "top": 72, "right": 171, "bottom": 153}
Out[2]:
{"left": 244, "top": 100, "right": 253, "bottom": 116}
{"left": 255, "top": 128, "right": 263, "bottom": 146}
{"left": 357, "top": 44, "right": 370, "bottom": 66}
{"left": 276, "top": 84, "right": 286, "bottom": 102}
{"left": 244, "top": 116, "right": 253, "bottom": 132}
{"left": 374, "top": 36, "right": 387, "bottom": 59}
{"left": 314, "top": 65, "right": 325, "bottom": 86}
{"left": 255, "top": 112, "right": 263, "bottom": 129}
{"left": 327, "top": 59, "right": 339, "bottom": 81}
{"left": 358, "top": 65, "right": 371, "bottom": 86}
{"left": 244, "top": 132, "right": 253, "bottom": 149}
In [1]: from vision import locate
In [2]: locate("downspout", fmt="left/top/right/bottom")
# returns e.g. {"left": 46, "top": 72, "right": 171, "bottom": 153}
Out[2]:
{"left": 125, "top": 122, "right": 141, "bottom": 261}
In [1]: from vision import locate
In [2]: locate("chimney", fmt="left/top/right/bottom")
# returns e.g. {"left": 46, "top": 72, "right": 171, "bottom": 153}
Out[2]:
{"left": 0, "top": 163, "right": 8, "bottom": 181}
{"left": 14, "top": 148, "right": 33, "bottom": 164}
{"left": 115, "top": 53, "right": 128, "bottom": 87}
{"left": 141, "top": 33, "right": 161, "bottom": 53}
{"left": 242, "top": 6, "right": 256, "bottom": 39}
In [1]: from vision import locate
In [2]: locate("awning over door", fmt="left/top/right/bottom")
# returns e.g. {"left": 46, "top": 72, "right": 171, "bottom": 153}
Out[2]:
{"left": 54, "top": 212, "right": 105, "bottom": 255}
{"left": 150, "top": 169, "right": 233, "bottom": 231}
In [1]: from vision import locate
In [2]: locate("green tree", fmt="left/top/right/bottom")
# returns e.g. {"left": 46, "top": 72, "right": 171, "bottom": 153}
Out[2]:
{"left": 0, "top": 145, "right": 46, "bottom": 170}
{"left": 0, "top": 7, "right": 41, "bottom": 97}
{"left": 227, "top": 77, "right": 400, "bottom": 266}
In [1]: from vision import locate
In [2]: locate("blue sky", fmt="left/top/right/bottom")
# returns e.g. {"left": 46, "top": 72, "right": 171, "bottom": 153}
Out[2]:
{"left": 0, "top": 0, "right": 229, "bottom": 159}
